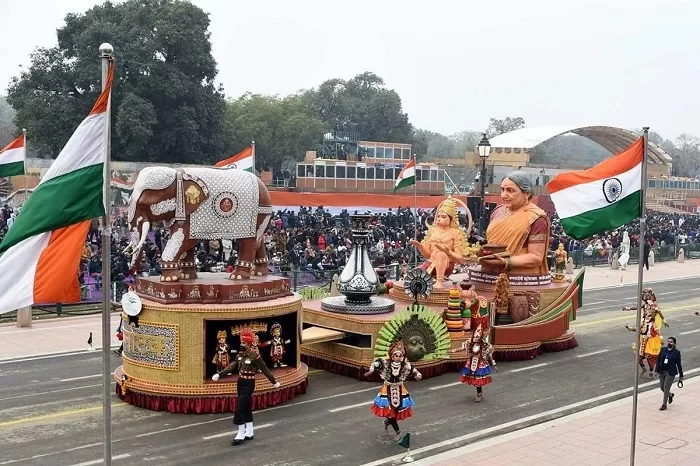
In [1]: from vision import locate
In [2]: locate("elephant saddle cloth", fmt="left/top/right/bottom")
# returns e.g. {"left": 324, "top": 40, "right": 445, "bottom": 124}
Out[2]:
{"left": 185, "top": 168, "right": 260, "bottom": 240}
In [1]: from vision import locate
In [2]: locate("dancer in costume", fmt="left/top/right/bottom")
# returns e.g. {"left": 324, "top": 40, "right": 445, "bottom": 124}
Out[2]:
{"left": 452, "top": 323, "right": 497, "bottom": 402}
{"left": 623, "top": 287, "right": 668, "bottom": 377}
{"left": 365, "top": 340, "right": 422, "bottom": 437}
{"left": 212, "top": 328, "right": 280, "bottom": 446}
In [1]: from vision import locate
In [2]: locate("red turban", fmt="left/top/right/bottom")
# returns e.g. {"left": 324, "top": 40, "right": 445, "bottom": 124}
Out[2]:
{"left": 240, "top": 328, "right": 255, "bottom": 344}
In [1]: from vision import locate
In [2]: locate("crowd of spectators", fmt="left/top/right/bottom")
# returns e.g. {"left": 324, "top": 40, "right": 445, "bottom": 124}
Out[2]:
{"left": 2, "top": 201, "right": 699, "bottom": 300}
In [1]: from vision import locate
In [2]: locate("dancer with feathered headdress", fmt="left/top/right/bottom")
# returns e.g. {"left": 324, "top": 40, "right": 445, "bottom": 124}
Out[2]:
{"left": 365, "top": 340, "right": 422, "bottom": 437}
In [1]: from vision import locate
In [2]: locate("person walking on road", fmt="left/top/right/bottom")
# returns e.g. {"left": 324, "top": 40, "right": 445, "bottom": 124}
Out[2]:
{"left": 655, "top": 336, "right": 683, "bottom": 411}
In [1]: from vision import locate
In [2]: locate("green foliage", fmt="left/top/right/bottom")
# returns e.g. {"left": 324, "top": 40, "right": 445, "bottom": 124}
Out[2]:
{"left": 486, "top": 117, "right": 526, "bottom": 138}
{"left": 0, "top": 96, "right": 17, "bottom": 148}
{"left": 223, "top": 92, "right": 325, "bottom": 171}
{"left": 6, "top": 0, "right": 225, "bottom": 163}
{"left": 298, "top": 286, "right": 330, "bottom": 301}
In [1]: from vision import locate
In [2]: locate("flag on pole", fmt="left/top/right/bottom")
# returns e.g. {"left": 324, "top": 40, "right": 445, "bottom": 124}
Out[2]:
{"left": 0, "top": 63, "right": 114, "bottom": 314}
{"left": 397, "top": 432, "right": 410, "bottom": 449}
{"left": 394, "top": 158, "right": 416, "bottom": 192}
{"left": 215, "top": 146, "right": 254, "bottom": 172}
{"left": 546, "top": 137, "right": 644, "bottom": 240}
{"left": 0, "top": 133, "right": 26, "bottom": 178}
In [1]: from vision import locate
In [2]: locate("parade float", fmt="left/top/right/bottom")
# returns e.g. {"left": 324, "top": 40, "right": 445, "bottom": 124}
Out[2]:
{"left": 301, "top": 180, "right": 584, "bottom": 379}
{"left": 114, "top": 167, "right": 308, "bottom": 413}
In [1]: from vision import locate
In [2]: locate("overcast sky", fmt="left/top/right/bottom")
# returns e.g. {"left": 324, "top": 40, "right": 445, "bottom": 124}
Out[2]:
{"left": 1, "top": 0, "right": 697, "bottom": 139}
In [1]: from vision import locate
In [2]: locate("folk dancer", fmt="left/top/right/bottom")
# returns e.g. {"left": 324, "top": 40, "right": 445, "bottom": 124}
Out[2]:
{"left": 212, "top": 328, "right": 280, "bottom": 446}
{"left": 365, "top": 340, "right": 422, "bottom": 437}
{"left": 452, "top": 323, "right": 497, "bottom": 402}
{"left": 623, "top": 287, "right": 668, "bottom": 377}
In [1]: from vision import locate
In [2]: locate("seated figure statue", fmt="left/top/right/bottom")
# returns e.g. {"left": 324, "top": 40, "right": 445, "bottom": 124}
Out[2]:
{"left": 410, "top": 196, "right": 471, "bottom": 288}
{"left": 479, "top": 171, "right": 551, "bottom": 277}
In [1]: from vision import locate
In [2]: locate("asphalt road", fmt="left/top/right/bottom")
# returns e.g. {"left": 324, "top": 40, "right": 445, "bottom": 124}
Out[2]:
{"left": 2, "top": 278, "right": 700, "bottom": 466}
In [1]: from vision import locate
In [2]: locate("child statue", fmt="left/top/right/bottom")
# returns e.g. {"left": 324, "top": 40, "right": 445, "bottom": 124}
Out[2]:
{"left": 211, "top": 330, "right": 232, "bottom": 373}
{"left": 260, "top": 322, "right": 291, "bottom": 368}
{"left": 409, "top": 196, "right": 471, "bottom": 288}
{"left": 553, "top": 243, "right": 567, "bottom": 276}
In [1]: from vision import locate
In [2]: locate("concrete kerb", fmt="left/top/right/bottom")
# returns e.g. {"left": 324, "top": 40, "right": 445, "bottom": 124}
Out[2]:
{"left": 360, "top": 369, "right": 700, "bottom": 466}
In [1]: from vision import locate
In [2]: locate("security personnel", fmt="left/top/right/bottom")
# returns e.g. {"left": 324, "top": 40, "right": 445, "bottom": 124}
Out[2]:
{"left": 212, "top": 328, "right": 280, "bottom": 445}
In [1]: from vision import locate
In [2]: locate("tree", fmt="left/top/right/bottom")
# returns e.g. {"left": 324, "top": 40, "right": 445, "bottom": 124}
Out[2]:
{"left": 6, "top": 0, "right": 226, "bottom": 163}
{"left": 0, "top": 96, "right": 17, "bottom": 148}
{"left": 223, "top": 92, "right": 325, "bottom": 172}
{"left": 305, "top": 72, "right": 413, "bottom": 143}
{"left": 486, "top": 117, "right": 526, "bottom": 138}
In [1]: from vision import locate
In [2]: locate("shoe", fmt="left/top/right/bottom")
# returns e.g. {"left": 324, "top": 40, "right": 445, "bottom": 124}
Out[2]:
{"left": 231, "top": 438, "right": 246, "bottom": 446}
{"left": 245, "top": 435, "right": 254, "bottom": 441}
{"left": 669, "top": 393, "right": 674, "bottom": 404}
{"left": 659, "top": 405, "right": 667, "bottom": 411}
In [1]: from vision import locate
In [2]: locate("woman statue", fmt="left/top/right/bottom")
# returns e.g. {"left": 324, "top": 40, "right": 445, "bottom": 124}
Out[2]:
{"left": 410, "top": 196, "right": 472, "bottom": 288}
{"left": 479, "top": 171, "right": 550, "bottom": 275}
{"left": 618, "top": 231, "right": 631, "bottom": 270}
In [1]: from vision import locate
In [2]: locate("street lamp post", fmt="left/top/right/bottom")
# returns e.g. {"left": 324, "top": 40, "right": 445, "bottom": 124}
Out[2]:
{"left": 477, "top": 133, "right": 491, "bottom": 234}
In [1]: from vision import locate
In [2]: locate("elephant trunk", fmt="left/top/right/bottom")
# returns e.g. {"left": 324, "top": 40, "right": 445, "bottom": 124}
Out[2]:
{"left": 127, "top": 220, "right": 150, "bottom": 269}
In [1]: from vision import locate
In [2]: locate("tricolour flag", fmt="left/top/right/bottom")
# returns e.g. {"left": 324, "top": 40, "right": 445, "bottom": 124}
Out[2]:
{"left": 394, "top": 158, "right": 416, "bottom": 192}
{"left": 216, "top": 146, "right": 254, "bottom": 172}
{"left": 546, "top": 137, "right": 643, "bottom": 240}
{"left": 0, "top": 63, "right": 113, "bottom": 314}
{"left": 0, "top": 133, "right": 26, "bottom": 178}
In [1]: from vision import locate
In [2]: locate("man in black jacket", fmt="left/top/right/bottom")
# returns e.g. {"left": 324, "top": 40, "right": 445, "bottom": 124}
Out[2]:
{"left": 655, "top": 336, "right": 683, "bottom": 410}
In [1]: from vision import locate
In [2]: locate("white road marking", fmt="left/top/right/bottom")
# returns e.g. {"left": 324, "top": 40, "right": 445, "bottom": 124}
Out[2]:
{"left": 583, "top": 301, "right": 606, "bottom": 306}
{"left": 70, "top": 454, "right": 131, "bottom": 466}
{"left": 202, "top": 422, "right": 274, "bottom": 440}
{"left": 509, "top": 363, "right": 548, "bottom": 373}
{"left": 0, "top": 347, "right": 122, "bottom": 364}
{"left": 680, "top": 328, "right": 700, "bottom": 335}
{"left": 359, "top": 367, "right": 700, "bottom": 466}
{"left": 135, "top": 418, "right": 229, "bottom": 438}
{"left": 1, "top": 384, "right": 106, "bottom": 401}
{"left": 60, "top": 374, "right": 105, "bottom": 382}
{"left": 429, "top": 382, "right": 462, "bottom": 391}
{"left": 682, "top": 322, "right": 694, "bottom": 326}
{"left": 576, "top": 349, "right": 610, "bottom": 358}
{"left": 257, "top": 386, "right": 379, "bottom": 413}
{"left": 328, "top": 401, "right": 370, "bottom": 413}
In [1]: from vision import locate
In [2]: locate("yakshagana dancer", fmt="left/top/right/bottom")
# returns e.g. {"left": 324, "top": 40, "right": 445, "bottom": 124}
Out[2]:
{"left": 452, "top": 322, "right": 497, "bottom": 402}
{"left": 365, "top": 340, "right": 422, "bottom": 437}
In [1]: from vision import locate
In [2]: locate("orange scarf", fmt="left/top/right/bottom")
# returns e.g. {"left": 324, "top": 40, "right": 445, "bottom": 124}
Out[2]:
{"left": 486, "top": 203, "right": 550, "bottom": 274}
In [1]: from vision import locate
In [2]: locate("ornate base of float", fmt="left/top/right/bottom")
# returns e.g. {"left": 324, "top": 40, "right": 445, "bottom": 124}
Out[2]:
{"left": 320, "top": 296, "right": 395, "bottom": 315}
{"left": 114, "top": 364, "right": 309, "bottom": 413}
{"left": 302, "top": 299, "right": 471, "bottom": 381}
{"left": 303, "top": 268, "right": 586, "bottom": 375}
{"left": 117, "top": 274, "right": 307, "bottom": 413}
{"left": 133, "top": 273, "right": 292, "bottom": 305}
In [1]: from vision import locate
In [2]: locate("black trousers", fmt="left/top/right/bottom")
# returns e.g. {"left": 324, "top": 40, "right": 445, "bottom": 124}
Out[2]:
{"left": 233, "top": 378, "right": 255, "bottom": 425}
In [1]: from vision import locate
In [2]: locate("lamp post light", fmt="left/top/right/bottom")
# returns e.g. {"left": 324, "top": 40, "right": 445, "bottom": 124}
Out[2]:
{"left": 477, "top": 133, "right": 491, "bottom": 234}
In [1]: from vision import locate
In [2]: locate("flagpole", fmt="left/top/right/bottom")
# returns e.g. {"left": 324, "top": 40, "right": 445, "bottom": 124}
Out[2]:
{"left": 413, "top": 154, "right": 418, "bottom": 268}
{"left": 99, "top": 43, "right": 114, "bottom": 466}
{"left": 629, "top": 127, "right": 649, "bottom": 466}
{"left": 22, "top": 129, "right": 28, "bottom": 205}
{"left": 252, "top": 140, "right": 256, "bottom": 174}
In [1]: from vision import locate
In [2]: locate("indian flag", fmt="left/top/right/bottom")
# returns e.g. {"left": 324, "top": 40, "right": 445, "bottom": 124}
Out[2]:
{"left": 394, "top": 158, "right": 416, "bottom": 192}
{"left": 0, "top": 133, "right": 26, "bottom": 178}
{"left": 547, "top": 137, "right": 644, "bottom": 240}
{"left": 216, "top": 146, "right": 254, "bottom": 172}
{"left": 0, "top": 63, "right": 113, "bottom": 314}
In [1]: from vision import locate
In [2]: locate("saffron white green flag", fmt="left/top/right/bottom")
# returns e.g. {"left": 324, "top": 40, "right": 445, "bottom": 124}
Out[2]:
{"left": 546, "top": 137, "right": 643, "bottom": 240}
{"left": 0, "top": 64, "right": 113, "bottom": 314}
{"left": 394, "top": 158, "right": 416, "bottom": 192}
{"left": 0, "top": 133, "right": 26, "bottom": 178}
{"left": 215, "top": 146, "right": 254, "bottom": 172}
